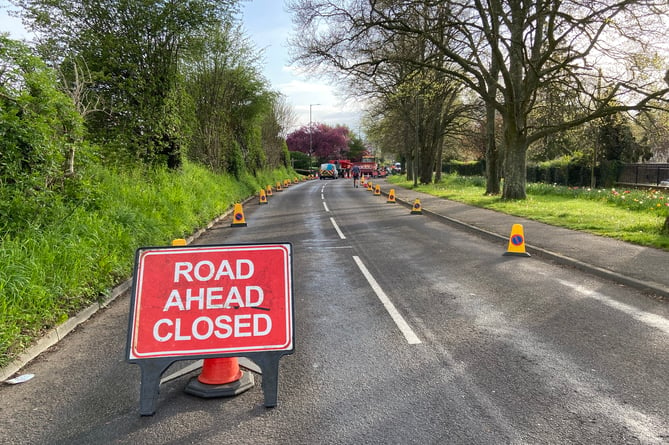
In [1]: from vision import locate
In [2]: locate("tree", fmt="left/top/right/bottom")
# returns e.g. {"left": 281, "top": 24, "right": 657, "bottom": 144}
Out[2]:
{"left": 347, "top": 132, "right": 367, "bottom": 162}
{"left": 16, "top": 0, "right": 239, "bottom": 168}
{"left": 0, "top": 36, "right": 85, "bottom": 234}
{"left": 180, "top": 17, "right": 277, "bottom": 176}
{"left": 598, "top": 113, "right": 649, "bottom": 162}
{"left": 0, "top": 36, "right": 83, "bottom": 190}
{"left": 634, "top": 110, "right": 669, "bottom": 163}
{"left": 286, "top": 124, "right": 350, "bottom": 161}
{"left": 289, "top": 1, "right": 475, "bottom": 185}
{"left": 260, "top": 95, "right": 294, "bottom": 169}
{"left": 288, "top": 0, "right": 669, "bottom": 199}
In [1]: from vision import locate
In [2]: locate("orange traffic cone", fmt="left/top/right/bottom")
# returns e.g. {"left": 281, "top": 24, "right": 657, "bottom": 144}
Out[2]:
{"left": 259, "top": 188, "right": 268, "bottom": 205}
{"left": 367, "top": 181, "right": 373, "bottom": 191}
{"left": 231, "top": 202, "right": 247, "bottom": 227}
{"left": 503, "top": 224, "right": 531, "bottom": 257}
{"left": 184, "top": 357, "right": 254, "bottom": 398}
{"left": 172, "top": 238, "right": 187, "bottom": 247}
{"left": 276, "top": 181, "right": 283, "bottom": 192}
{"left": 411, "top": 198, "right": 422, "bottom": 214}
{"left": 387, "top": 189, "right": 396, "bottom": 203}
{"left": 266, "top": 184, "right": 273, "bottom": 197}
{"left": 374, "top": 184, "right": 381, "bottom": 196}
{"left": 283, "top": 179, "right": 290, "bottom": 188}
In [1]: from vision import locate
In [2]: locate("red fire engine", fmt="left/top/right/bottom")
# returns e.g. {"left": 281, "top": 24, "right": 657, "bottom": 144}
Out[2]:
{"left": 352, "top": 156, "right": 378, "bottom": 177}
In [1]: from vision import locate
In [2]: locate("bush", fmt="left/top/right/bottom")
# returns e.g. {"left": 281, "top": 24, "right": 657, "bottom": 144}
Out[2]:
{"left": 0, "top": 36, "right": 84, "bottom": 191}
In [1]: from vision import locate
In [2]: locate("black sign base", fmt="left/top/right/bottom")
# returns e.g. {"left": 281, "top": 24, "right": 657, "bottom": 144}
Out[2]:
{"left": 131, "top": 351, "right": 287, "bottom": 416}
{"left": 184, "top": 370, "right": 254, "bottom": 398}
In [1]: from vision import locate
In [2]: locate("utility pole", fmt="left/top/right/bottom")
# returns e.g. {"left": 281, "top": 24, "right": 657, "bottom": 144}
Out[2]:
{"left": 309, "top": 103, "right": 321, "bottom": 173}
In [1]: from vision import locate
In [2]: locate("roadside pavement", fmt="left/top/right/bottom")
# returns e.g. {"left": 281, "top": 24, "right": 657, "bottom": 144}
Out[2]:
{"left": 375, "top": 178, "right": 669, "bottom": 300}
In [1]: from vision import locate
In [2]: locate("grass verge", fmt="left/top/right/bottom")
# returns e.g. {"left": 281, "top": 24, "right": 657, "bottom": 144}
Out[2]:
{"left": 0, "top": 161, "right": 297, "bottom": 369}
{"left": 386, "top": 174, "right": 669, "bottom": 250}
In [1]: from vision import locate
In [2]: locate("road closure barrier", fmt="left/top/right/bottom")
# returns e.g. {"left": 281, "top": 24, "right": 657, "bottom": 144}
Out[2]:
{"left": 126, "top": 242, "right": 294, "bottom": 415}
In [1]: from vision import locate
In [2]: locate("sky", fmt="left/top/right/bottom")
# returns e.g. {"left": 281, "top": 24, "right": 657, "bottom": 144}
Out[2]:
{"left": 0, "top": 0, "right": 364, "bottom": 134}
{"left": 239, "top": 1, "right": 364, "bottom": 133}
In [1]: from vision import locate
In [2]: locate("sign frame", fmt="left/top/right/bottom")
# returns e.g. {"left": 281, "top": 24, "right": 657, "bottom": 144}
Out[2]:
{"left": 125, "top": 242, "right": 294, "bottom": 415}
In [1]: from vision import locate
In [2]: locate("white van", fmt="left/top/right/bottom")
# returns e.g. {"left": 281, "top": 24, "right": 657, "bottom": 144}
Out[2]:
{"left": 319, "top": 163, "right": 339, "bottom": 179}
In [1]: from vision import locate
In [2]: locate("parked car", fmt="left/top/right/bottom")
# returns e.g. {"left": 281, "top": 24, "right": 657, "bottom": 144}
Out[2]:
{"left": 660, "top": 179, "right": 669, "bottom": 187}
{"left": 319, "top": 163, "right": 339, "bottom": 179}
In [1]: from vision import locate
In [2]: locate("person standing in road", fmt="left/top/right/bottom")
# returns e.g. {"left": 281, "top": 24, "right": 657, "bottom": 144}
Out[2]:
{"left": 352, "top": 165, "right": 361, "bottom": 187}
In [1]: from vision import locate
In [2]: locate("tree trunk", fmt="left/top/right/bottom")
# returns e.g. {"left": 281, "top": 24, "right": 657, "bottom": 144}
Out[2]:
{"left": 502, "top": 120, "right": 528, "bottom": 200}
{"left": 67, "top": 146, "right": 76, "bottom": 176}
{"left": 485, "top": 23, "right": 501, "bottom": 195}
{"left": 434, "top": 138, "right": 443, "bottom": 183}
{"left": 485, "top": 101, "right": 500, "bottom": 194}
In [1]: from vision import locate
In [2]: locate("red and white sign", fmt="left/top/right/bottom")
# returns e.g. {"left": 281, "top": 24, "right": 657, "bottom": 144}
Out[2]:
{"left": 128, "top": 243, "right": 293, "bottom": 360}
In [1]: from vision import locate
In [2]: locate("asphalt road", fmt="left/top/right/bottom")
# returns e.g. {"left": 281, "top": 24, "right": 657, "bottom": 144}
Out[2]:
{"left": 1, "top": 178, "right": 667, "bottom": 444}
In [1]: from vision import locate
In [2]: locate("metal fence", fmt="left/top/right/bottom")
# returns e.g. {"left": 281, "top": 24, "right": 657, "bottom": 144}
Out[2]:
{"left": 617, "top": 164, "right": 669, "bottom": 186}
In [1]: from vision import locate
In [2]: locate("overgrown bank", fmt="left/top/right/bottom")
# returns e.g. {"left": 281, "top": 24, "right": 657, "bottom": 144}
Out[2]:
{"left": 0, "top": 162, "right": 296, "bottom": 368}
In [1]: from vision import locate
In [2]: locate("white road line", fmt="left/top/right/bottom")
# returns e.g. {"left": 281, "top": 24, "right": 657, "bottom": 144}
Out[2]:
{"left": 557, "top": 279, "right": 669, "bottom": 335}
{"left": 352, "top": 256, "right": 422, "bottom": 345}
{"left": 323, "top": 201, "right": 330, "bottom": 212}
{"left": 330, "top": 217, "right": 346, "bottom": 239}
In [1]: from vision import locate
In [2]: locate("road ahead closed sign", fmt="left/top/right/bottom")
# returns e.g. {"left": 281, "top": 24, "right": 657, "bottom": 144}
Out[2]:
{"left": 127, "top": 243, "right": 293, "bottom": 360}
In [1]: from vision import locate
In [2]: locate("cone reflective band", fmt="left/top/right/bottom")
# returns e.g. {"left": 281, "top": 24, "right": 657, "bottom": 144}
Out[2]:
{"left": 128, "top": 243, "right": 294, "bottom": 359}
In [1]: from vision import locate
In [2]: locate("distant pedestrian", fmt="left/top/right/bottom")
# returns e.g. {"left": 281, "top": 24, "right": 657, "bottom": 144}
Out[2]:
{"left": 352, "top": 165, "right": 361, "bottom": 187}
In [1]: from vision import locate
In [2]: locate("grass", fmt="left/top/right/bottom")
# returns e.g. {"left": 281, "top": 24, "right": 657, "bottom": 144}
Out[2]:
{"left": 0, "top": 161, "right": 298, "bottom": 369}
{"left": 386, "top": 174, "right": 669, "bottom": 250}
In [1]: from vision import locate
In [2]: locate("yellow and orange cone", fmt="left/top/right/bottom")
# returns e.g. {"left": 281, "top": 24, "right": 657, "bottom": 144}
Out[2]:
{"left": 410, "top": 198, "right": 422, "bottom": 214}
{"left": 231, "top": 202, "right": 247, "bottom": 227}
{"left": 503, "top": 224, "right": 531, "bottom": 256}
{"left": 387, "top": 189, "right": 396, "bottom": 203}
